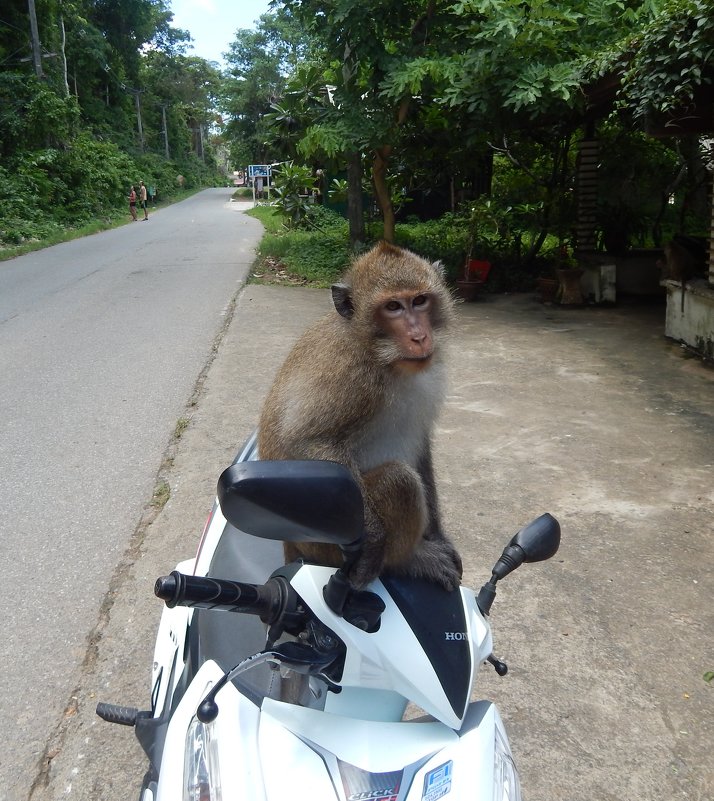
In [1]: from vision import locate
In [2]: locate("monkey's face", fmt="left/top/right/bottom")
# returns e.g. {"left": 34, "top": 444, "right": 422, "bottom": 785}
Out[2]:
{"left": 374, "top": 290, "right": 437, "bottom": 372}
{"left": 332, "top": 242, "right": 455, "bottom": 372}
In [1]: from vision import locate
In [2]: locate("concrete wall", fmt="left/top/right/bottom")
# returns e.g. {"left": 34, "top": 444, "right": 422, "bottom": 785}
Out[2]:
{"left": 663, "top": 279, "right": 714, "bottom": 360}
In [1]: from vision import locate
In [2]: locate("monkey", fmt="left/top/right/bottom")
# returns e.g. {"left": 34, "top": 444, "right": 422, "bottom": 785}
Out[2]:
{"left": 258, "top": 240, "right": 462, "bottom": 592}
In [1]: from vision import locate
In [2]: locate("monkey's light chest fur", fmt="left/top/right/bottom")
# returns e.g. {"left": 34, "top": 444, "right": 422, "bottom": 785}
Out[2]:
{"left": 351, "top": 362, "right": 446, "bottom": 472}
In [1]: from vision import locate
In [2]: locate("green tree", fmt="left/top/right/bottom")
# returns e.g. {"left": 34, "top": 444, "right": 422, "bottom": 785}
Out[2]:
{"left": 221, "top": 9, "right": 312, "bottom": 167}
{"left": 588, "top": 0, "right": 714, "bottom": 123}
{"left": 280, "top": 0, "right": 469, "bottom": 244}
{"left": 141, "top": 51, "right": 221, "bottom": 160}
{"left": 0, "top": 0, "right": 225, "bottom": 245}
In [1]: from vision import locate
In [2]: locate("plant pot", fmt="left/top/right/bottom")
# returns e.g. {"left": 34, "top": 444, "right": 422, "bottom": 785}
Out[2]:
{"left": 556, "top": 268, "right": 584, "bottom": 306}
{"left": 456, "top": 279, "right": 484, "bottom": 302}
{"left": 536, "top": 277, "right": 559, "bottom": 304}
{"left": 456, "top": 259, "right": 492, "bottom": 301}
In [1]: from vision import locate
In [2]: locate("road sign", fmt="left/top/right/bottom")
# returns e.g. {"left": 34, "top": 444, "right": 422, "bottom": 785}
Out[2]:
{"left": 248, "top": 164, "right": 270, "bottom": 178}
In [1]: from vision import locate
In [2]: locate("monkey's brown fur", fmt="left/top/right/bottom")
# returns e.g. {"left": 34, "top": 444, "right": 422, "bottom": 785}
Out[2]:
{"left": 258, "top": 241, "right": 462, "bottom": 590}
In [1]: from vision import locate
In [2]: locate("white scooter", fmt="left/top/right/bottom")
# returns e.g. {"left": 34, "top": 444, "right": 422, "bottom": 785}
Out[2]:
{"left": 97, "top": 432, "right": 560, "bottom": 801}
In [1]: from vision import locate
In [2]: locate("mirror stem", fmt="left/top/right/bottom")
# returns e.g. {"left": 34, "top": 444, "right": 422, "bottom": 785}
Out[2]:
{"left": 476, "top": 577, "right": 498, "bottom": 616}
{"left": 492, "top": 544, "right": 526, "bottom": 581}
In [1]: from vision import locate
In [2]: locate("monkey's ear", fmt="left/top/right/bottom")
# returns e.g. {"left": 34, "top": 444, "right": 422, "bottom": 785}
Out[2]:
{"left": 431, "top": 260, "right": 446, "bottom": 279}
{"left": 331, "top": 283, "right": 355, "bottom": 319}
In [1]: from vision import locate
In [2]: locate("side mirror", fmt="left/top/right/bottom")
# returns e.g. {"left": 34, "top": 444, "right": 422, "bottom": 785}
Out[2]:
{"left": 477, "top": 513, "right": 561, "bottom": 615}
{"left": 217, "top": 459, "right": 364, "bottom": 547}
{"left": 508, "top": 512, "right": 561, "bottom": 566}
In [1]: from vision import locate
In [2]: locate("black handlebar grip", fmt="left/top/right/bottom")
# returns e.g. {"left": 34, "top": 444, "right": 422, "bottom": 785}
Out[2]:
{"left": 155, "top": 570, "right": 277, "bottom": 618}
{"left": 96, "top": 702, "right": 139, "bottom": 726}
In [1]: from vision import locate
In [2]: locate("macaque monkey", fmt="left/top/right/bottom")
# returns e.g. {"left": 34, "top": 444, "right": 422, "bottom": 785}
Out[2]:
{"left": 258, "top": 241, "right": 462, "bottom": 591}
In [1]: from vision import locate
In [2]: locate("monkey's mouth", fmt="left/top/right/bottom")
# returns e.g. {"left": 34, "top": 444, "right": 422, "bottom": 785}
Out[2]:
{"left": 396, "top": 353, "right": 433, "bottom": 371}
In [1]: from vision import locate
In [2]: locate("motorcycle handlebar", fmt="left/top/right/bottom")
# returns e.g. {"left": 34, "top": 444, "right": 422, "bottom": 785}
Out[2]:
{"left": 154, "top": 570, "right": 284, "bottom": 623}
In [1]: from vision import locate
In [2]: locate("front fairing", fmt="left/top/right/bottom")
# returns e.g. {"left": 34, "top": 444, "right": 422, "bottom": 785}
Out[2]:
{"left": 156, "top": 660, "right": 506, "bottom": 801}
{"left": 191, "top": 501, "right": 493, "bottom": 728}
{"left": 290, "top": 565, "right": 493, "bottom": 728}
{"left": 258, "top": 697, "right": 504, "bottom": 801}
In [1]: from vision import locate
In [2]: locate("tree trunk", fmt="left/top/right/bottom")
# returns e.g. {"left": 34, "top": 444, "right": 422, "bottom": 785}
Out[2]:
{"left": 371, "top": 100, "right": 409, "bottom": 244}
{"left": 59, "top": 15, "right": 70, "bottom": 97}
{"left": 346, "top": 152, "right": 365, "bottom": 250}
{"left": 373, "top": 145, "right": 395, "bottom": 243}
{"left": 134, "top": 91, "right": 144, "bottom": 152}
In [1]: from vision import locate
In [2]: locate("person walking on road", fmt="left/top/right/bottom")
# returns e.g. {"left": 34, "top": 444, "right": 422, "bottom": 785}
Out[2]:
{"left": 139, "top": 180, "right": 149, "bottom": 220}
{"left": 128, "top": 185, "right": 137, "bottom": 221}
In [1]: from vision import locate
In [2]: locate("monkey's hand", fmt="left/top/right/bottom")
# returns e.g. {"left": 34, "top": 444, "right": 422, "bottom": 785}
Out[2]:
{"left": 402, "top": 538, "right": 463, "bottom": 592}
{"left": 345, "top": 545, "right": 384, "bottom": 591}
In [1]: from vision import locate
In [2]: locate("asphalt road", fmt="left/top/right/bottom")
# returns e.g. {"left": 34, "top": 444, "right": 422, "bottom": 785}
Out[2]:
{"left": 0, "top": 189, "right": 263, "bottom": 799}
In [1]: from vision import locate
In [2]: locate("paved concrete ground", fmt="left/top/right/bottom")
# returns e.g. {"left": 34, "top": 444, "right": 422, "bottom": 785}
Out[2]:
{"left": 31, "top": 276, "right": 713, "bottom": 800}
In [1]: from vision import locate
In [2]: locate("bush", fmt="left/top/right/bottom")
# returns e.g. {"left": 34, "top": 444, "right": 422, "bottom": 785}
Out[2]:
{"left": 49, "top": 134, "right": 136, "bottom": 221}
{"left": 302, "top": 205, "right": 347, "bottom": 232}
{"left": 395, "top": 214, "right": 470, "bottom": 281}
{"left": 248, "top": 202, "right": 545, "bottom": 293}
{"left": 0, "top": 136, "right": 224, "bottom": 247}
{"left": 272, "top": 162, "right": 318, "bottom": 227}
{"left": 254, "top": 203, "right": 352, "bottom": 285}
{"left": 279, "top": 231, "right": 353, "bottom": 284}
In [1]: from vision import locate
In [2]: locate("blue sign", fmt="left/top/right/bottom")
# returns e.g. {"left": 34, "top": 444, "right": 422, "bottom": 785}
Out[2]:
{"left": 248, "top": 164, "right": 270, "bottom": 178}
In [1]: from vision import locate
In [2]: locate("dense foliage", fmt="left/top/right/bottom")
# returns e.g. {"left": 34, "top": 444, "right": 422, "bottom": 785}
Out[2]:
{"left": 4, "top": 0, "right": 713, "bottom": 272}
{"left": 224, "top": 0, "right": 713, "bottom": 281}
{"left": 0, "top": 0, "right": 225, "bottom": 248}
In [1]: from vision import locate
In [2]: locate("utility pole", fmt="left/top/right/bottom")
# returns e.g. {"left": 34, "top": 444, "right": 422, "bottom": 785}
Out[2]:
{"left": 27, "top": 0, "right": 44, "bottom": 78}
{"left": 133, "top": 90, "right": 145, "bottom": 152}
{"left": 160, "top": 103, "right": 170, "bottom": 159}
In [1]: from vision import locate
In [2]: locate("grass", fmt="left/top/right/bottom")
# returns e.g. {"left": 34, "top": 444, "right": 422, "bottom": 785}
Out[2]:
{"left": 0, "top": 211, "right": 131, "bottom": 261}
{"left": 151, "top": 480, "right": 171, "bottom": 509}
{"left": 245, "top": 204, "right": 285, "bottom": 234}
{"left": 246, "top": 205, "right": 354, "bottom": 287}
{"left": 174, "top": 417, "right": 190, "bottom": 439}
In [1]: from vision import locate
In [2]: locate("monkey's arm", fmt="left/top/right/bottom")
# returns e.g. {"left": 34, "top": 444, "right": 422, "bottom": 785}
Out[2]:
{"left": 417, "top": 446, "right": 444, "bottom": 540}
{"left": 409, "top": 445, "right": 463, "bottom": 590}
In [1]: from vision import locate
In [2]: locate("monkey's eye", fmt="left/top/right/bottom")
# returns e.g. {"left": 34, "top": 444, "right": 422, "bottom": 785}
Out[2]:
{"left": 385, "top": 300, "right": 403, "bottom": 312}
{"left": 413, "top": 294, "right": 429, "bottom": 308}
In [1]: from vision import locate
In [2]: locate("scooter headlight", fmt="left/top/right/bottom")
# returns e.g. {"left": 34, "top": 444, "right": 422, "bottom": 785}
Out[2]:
{"left": 184, "top": 717, "right": 222, "bottom": 801}
{"left": 493, "top": 726, "right": 522, "bottom": 801}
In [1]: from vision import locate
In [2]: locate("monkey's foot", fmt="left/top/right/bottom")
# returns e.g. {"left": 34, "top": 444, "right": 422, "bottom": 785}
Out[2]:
{"left": 402, "top": 539, "right": 463, "bottom": 592}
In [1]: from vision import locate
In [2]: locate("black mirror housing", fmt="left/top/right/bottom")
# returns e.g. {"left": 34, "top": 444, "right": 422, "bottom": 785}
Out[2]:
{"left": 510, "top": 513, "right": 561, "bottom": 563}
{"left": 217, "top": 460, "right": 365, "bottom": 547}
{"left": 490, "top": 513, "right": 561, "bottom": 581}
{"left": 477, "top": 513, "right": 561, "bottom": 616}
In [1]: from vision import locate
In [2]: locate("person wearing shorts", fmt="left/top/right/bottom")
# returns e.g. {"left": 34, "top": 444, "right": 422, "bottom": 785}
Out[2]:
{"left": 139, "top": 180, "right": 149, "bottom": 220}
{"left": 128, "top": 185, "right": 137, "bottom": 221}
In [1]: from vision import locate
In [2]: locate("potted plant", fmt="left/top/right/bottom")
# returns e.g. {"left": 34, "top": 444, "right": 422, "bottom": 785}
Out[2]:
{"left": 554, "top": 243, "right": 584, "bottom": 305}
{"left": 455, "top": 202, "right": 495, "bottom": 301}
{"left": 456, "top": 258, "right": 492, "bottom": 301}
